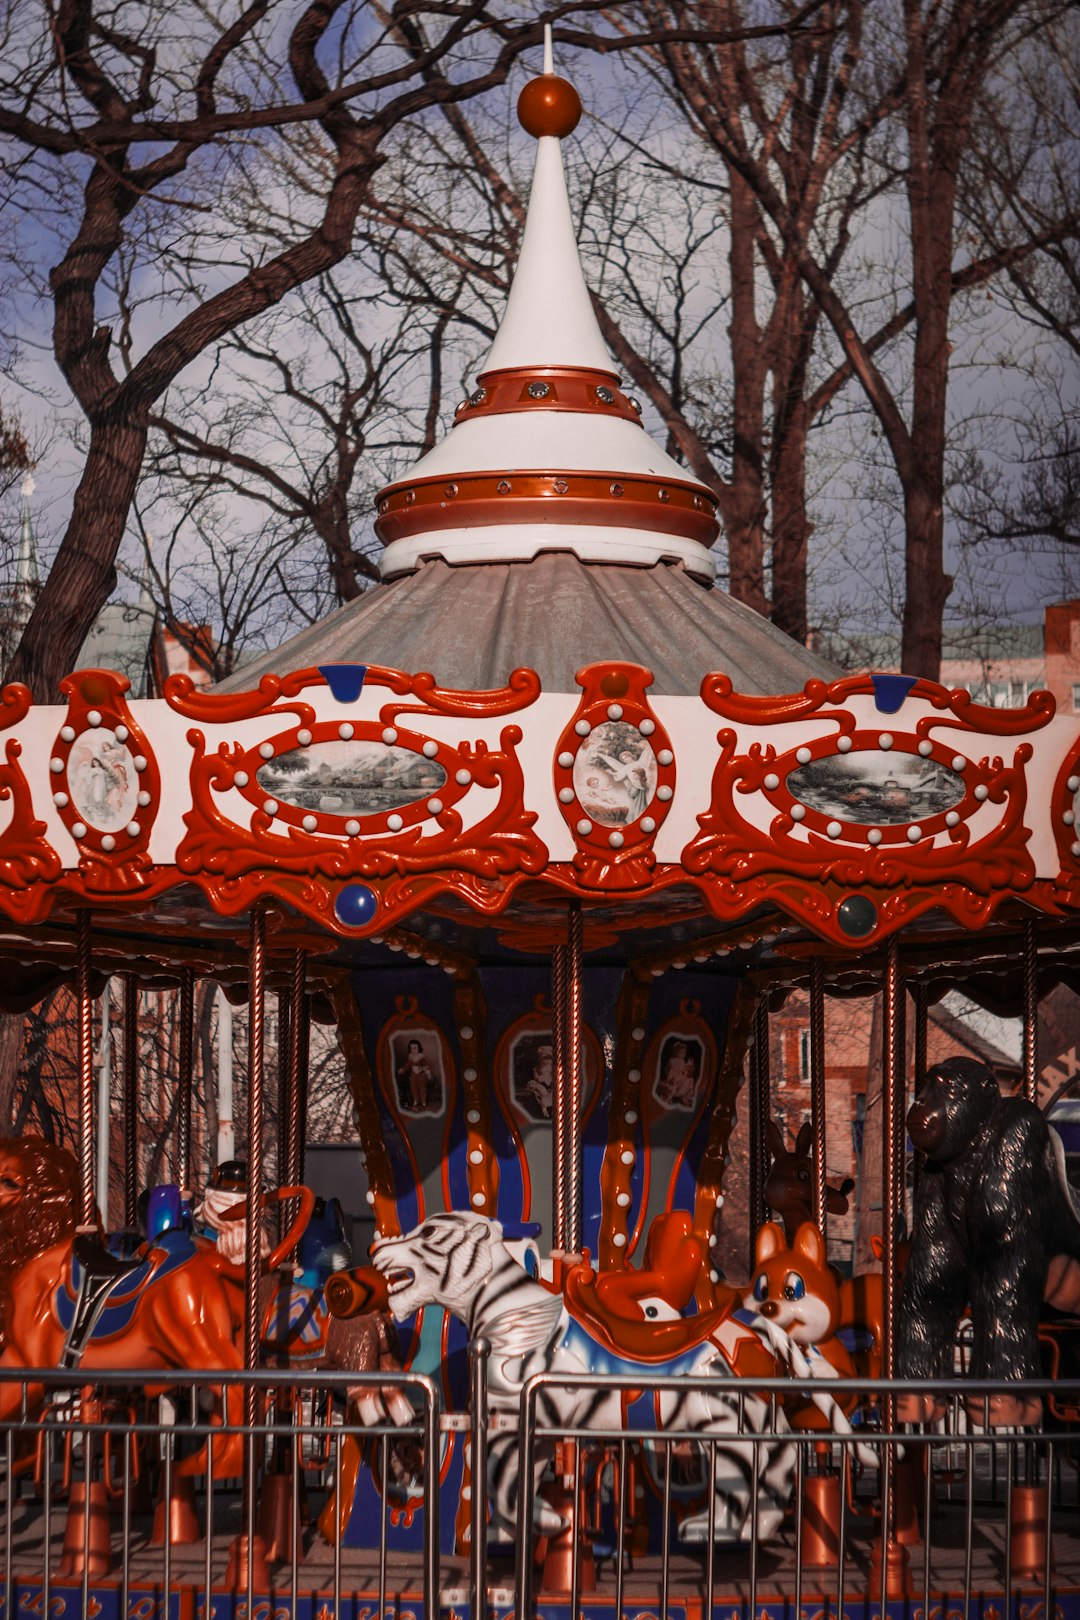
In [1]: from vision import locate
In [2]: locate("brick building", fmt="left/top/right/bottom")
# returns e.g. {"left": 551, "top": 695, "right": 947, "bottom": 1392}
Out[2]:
{"left": 715, "top": 990, "right": 1021, "bottom": 1284}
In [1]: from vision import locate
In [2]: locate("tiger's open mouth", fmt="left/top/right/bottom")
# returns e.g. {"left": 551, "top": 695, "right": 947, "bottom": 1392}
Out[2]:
{"left": 384, "top": 1266, "right": 415, "bottom": 1297}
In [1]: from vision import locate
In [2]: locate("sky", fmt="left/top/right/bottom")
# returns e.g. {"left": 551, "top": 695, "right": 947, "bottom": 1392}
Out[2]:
{"left": 1, "top": 5, "right": 1077, "bottom": 668}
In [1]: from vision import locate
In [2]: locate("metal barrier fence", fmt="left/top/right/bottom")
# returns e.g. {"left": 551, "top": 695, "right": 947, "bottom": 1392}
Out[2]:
{"left": 507, "top": 1372, "right": 1080, "bottom": 1618}
{"left": 3, "top": 1362, "right": 1080, "bottom": 1613}
{"left": 0, "top": 1365, "right": 440, "bottom": 1611}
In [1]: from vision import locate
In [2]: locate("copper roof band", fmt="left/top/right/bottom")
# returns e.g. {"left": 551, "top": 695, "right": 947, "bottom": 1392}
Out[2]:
{"left": 374, "top": 470, "right": 720, "bottom": 546}
{"left": 451, "top": 366, "right": 642, "bottom": 426}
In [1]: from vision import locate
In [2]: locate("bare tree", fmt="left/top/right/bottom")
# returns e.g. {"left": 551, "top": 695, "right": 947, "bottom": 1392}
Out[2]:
{"left": 623, "top": 0, "right": 1079, "bottom": 675}
{"left": 0, "top": 0, "right": 561, "bottom": 702}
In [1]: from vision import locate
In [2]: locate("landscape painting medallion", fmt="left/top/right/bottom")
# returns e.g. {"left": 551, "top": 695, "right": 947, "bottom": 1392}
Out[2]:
{"left": 787, "top": 751, "right": 964, "bottom": 825}
{"left": 256, "top": 739, "right": 446, "bottom": 818}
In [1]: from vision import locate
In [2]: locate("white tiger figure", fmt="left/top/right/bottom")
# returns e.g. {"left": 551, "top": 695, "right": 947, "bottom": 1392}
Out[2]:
{"left": 372, "top": 1210, "right": 798, "bottom": 1544}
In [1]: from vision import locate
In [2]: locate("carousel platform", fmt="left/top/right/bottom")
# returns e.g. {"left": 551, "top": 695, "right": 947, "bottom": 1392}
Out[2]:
{"left": 4, "top": 1500, "right": 1079, "bottom": 1620}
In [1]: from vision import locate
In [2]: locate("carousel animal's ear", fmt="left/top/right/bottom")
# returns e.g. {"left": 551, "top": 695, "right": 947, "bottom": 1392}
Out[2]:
{"left": 755, "top": 1221, "right": 785, "bottom": 1263}
{"left": 794, "top": 1222, "right": 827, "bottom": 1270}
{"left": 795, "top": 1122, "right": 813, "bottom": 1157}
{"left": 766, "top": 1122, "right": 785, "bottom": 1158}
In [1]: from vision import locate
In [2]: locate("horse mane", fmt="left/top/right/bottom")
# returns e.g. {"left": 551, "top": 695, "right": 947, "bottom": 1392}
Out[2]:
{"left": 0, "top": 1136, "right": 80, "bottom": 1276}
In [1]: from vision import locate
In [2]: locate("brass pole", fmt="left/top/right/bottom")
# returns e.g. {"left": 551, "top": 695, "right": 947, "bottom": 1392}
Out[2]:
{"left": 911, "top": 980, "right": 928, "bottom": 1212}
{"left": 911, "top": 981, "right": 928, "bottom": 1095}
{"left": 1022, "top": 918, "right": 1038, "bottom": 1104}
{"left": 176, "top": 965, "right": 195, "bottom": 1195}
{"left": 748, "top": 993, "right": 770, "bottom": 1262}
{"left": 284, "top": 949, "right": 307, "bottom": 1190}
{"left": 123, "top": 974, "right": 139, "bottom": 1228}
{"left": 892, "top": 959, "right": 908, "bottom": 1227}
{"left": 245, "top": 906, "right": 267, "bottom": 1394}
{"left": 551, "top": 943, "right": 568, "bottom": 1254}
{"left": 809, "top": 957, "right": 827, "bottom": 1234}
{"left": 565, "top": 902, "right": 584, "bottom": 1256}
{"left": 295, "top": 987, "right": 309, "bottom": 1186}
{"left": 881, "top": 937, "right": 902, "bottom": 1516}
{"left": 76, "top": 912, "right": 95, "bottom": 1228}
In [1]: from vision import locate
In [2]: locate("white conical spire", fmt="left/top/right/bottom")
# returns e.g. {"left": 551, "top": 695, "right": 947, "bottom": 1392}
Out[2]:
{"left": 482, "top": 96, "right": 613, "bottom": 375}
{"left": 373, "top": 34, "right": 719, "bottom": 583}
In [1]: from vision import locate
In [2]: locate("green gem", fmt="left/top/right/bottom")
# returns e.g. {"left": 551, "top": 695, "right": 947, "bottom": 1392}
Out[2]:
{"left": 837, "top": 894, "right": 877, "bottom": 937}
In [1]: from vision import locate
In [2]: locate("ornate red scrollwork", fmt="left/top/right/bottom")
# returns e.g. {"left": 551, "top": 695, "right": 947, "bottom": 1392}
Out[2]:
{"left": 553, "top": 663, "right": 675, "bottom": 890}
{"left": 172, "top": 663, "right": 547, "bottom": 936}
{"left": 1050, "top": 742, "right": 1080, "bottom": 901}
{"left": 49, "top": 670, "right": 162, "bottom": 893}
{"left": 0, "top": 684, "right": 61, "bottom": 917}
{"left": 684, "top": 674, "right": 1043, "bottom": 945}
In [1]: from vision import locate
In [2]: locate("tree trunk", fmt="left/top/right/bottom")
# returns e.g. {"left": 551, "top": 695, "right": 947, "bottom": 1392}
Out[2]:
{"left": 726, "top": 169, "right": 768, "bottom": 615}
{"left": 7, "top": 411, "right": 148, "bottom": 702}
{"left": 0, "top": 1013, "right": 24, "bottom": 1135}
{"left": 770, "top": 400, "right": 811, "bottom": 644}
{"left": 901, "top": 480, "right": 950, "bottom": 677}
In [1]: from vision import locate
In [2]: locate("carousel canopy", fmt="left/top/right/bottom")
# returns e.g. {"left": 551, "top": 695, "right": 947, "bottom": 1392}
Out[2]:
{"left": 222, "top": 38, "right": 836, "bottom": 698}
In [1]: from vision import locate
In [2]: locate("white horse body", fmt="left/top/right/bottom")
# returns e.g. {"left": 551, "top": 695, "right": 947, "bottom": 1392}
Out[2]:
{"left": 373, "top": 1211, "right": 797, "bottom": 1543}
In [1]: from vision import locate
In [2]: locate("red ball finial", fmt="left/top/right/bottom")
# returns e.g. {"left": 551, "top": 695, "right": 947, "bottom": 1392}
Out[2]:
{"left": 517, "top": 74, "right": 582, "bottom": 139}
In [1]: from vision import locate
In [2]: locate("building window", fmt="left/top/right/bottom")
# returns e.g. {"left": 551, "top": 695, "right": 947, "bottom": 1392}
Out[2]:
{"left": 799, "top": 1027, "right": 812, "bottom": 1083}
{"left": 1072, "top": 683, "right": 1080, "bottom": 714}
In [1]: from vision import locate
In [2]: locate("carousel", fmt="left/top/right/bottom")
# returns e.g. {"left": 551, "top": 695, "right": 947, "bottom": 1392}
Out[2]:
{"left": 1, "top": 39, "right": 1079, "bottom": 1620}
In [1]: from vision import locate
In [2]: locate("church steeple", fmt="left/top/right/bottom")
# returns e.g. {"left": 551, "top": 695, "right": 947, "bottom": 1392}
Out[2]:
{"left": 12, "top": 473, "right": 40, "bottom": 627}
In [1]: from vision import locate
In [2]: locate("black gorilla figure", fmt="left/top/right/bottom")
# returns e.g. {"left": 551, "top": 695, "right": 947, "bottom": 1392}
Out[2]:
{"left": 897, "top": 1056, "right": 1080, "bottom": 1427}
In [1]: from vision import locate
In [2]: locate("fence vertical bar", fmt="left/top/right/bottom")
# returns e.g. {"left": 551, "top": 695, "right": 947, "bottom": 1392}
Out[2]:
{"left": 516, "top": 1383, "right": 537, "bottom": 1620}
{"left": 424, "top": 1377, "right": 441, "bottom": 1620}
{"left": 469, "top": 1339, "right": 490, "bottom": 1620}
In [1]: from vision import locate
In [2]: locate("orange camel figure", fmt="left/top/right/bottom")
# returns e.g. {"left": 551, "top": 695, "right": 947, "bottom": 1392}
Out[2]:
{"left": 0, "top": 1136, "right": 312, "bottom": 1477}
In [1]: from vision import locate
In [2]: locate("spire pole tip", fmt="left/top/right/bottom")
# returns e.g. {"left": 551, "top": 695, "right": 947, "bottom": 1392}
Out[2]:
{"left": 517, "top": 36, "right": 582, "bottom": 140}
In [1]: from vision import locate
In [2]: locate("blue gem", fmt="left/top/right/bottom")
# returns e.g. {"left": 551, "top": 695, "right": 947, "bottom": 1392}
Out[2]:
{"left": 335, "top": 883, "right": 378, "bottom": 927}
{"left": 871, "top": 674, "right": 917, "bottom": 714}
{"left": 319, "top": 665, "right": 367, "bottom": 703}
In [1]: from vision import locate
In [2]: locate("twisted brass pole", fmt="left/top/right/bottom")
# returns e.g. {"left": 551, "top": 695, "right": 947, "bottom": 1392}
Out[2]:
{"left": 176, "top": 965, "right": 195, "bottom": 1195}
{"left": 245, "top": 906, "right": 267, "bottom": 1395}
{"left": 123, "top": 974, "right": 139, "bottom": 1229}
{"left": 76, "top": 911, "right": 95, "bottom": 1228}
{"left": 551, "top": 943, "right": 568, "bottom": 1254}
{"left": 809, "top": 957, "right": 827, "bottom": 1234}
{"left": 1023, "top": 918, "right": 1039, "bottom": 1104}
{"left": 565, "top": 903, "right": 584, "bottom": 1256}
{"left": 748, "top": 993, "right": 770, "bottom": 1264}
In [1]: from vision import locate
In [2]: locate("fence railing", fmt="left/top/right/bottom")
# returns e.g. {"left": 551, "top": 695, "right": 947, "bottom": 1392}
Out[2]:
{"left": 2, "top": 1363, "right": 1079, "bottom": 1613}
{"left": 0, "top": 1365, "right": 440, "bottom": 1611}
{"left": 507, "top": 1372, "right": 1080, "bottom": 1620}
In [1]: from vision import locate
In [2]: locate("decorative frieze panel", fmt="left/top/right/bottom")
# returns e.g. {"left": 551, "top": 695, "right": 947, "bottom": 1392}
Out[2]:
{"left": 0, "top": 661, "right": 1076, "bottom": 945}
